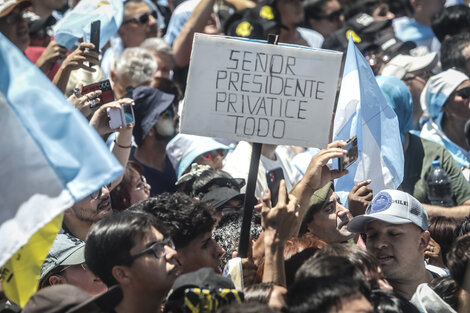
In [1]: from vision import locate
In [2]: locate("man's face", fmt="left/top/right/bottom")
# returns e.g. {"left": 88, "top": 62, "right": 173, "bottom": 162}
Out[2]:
{"left": 70, "top": 186, "right": 112, "bottom": 223}
{"left": 365, "top": 220, "right": 429, "bottom": 281}
{"left": 152, "top": 51, "right": 173, "bottom": 79}
{"left": 127, "top": 227, "right": 179, "bottom": 295}
{"left": 277, "top": 0, "right": 304, "bottom": 27}
{"left": 0, "top": 6, "right": 30, "bottom": 51}
{"left": 177, "top": 231, "right": 225, "bottom": 274}
{"left": 119, "top": 2, "right": 157, "bottom": 48}
{"left": 308, "top": 0, "right": 344, "bottom": 38}
{"left": 60, "top": 263, "right": 107, "bottom": 295}
{"left": 307, "top": 192, "right": 353, "bottom": 243}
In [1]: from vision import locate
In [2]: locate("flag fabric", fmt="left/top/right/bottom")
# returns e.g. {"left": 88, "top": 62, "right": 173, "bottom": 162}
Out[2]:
{"left": 0, "top": 33, "right": 122, "bottom": 305}
{"left": 333, "top": 37, "right": 404, "bottom": 201}
{"left": 53, "top": 0, "right": 123, "bottom": 50}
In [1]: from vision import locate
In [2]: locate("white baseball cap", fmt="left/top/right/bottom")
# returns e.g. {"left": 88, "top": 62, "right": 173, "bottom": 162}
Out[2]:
{"left": 348, "top": 189, "right": 428, "bottom": 233}
{"left": 381, "top": 53, "right": 438, "bottom": 80}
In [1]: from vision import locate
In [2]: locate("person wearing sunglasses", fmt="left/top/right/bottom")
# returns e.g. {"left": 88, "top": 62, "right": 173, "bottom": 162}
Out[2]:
{"left": 419, "top": 69, "right": 470, "bottom": 171}
{"left": 166, "top": 133, "right": 230, "bottom": 179}
{"left": 62, "top": 184, "right": 112, "bottom": 241}
{"left": 39, "top": 233, "right": 106, "bottom": 295}
{"left": 303, "top": 0, "right": 344, "bottom": 39}
{"left": 0, "top": 0, "right": 31, "bottom": 52}
{"left": 118, "top": 0, "right": 158, "bottom": 49}
{"left": 85, "top": 210, "right": 180, "bottom": 313}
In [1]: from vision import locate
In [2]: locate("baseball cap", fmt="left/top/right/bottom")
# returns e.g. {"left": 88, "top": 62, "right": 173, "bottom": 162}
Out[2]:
{"left": 22, "top": 284, "right": 122, "bottom": 313}
{"left": 40, "top": 233, "right": 85, "bottom": 281}
{"left": 347, "top": 189, "right": 428, "bottom": 233}
{"left": 346, "top": 13, "right": 391, "bottom": 35}
{"left": 374, "top": 33, "right": 416, "bottom": 58}
{"left": 299, "top": 182, "right": 334, "bottom": 235}
{"left": 130, "top": 86, "right": 175, "bottom": 146}
{"left": 0, "top": 0, "right": 31, "bottom": 18}
{"left": 381, "top": 52, "right": 438, "bottom": 80}
{"left": 166, "top": 134, "right": 229, "bottom": 178}
{"left": 201, "top": 187, "right": 245, "bottom": 212}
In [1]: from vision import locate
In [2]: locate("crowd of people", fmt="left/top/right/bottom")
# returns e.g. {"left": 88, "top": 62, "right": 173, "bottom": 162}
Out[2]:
{"left": 2, "top": 0, "right": 470, "bottom": 311}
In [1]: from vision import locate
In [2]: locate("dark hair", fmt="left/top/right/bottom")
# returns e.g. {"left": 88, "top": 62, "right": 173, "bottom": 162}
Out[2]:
{"left": 455, "top": 215, "right": 470, "bottom": 237}
{"left": 343, "top": 0, "right": 386, "bottom": 20}
{"left": 440, "top": 32, "right": 470, "bottom": 72}
{"left": 294, "top": 255, "right": 368, "bottom": 287}
{"left": 431, "top": 5, "right": 470, "bottom": 42}
{"left": 213, "top": 212, "right": 262, "bottom": 269}
{"left": 428, "top": 216, "right": 459, "bottom": 266}
{"left": 369, "top": 289, "right": 420, "bottom": 313}
{"left": 177, "top": 168, "right": 244, "bottom": 198}
{"left": 130, "top": 192, "right": 216, "bottom": 249}
{"left": 244, "top": 282, "right": 278, "bottom": 304}
{"left": 85, "top": 210, "right": 167, "bottom": 286}
{"left": 110, "top": 161, "right": 144, "bottom": 212}
{"left": 216, "top": 302, "right": 280, "bottom": 313}
{"left": 313, "top": 243, "right": 382, "bottom": 289}
{"left": 284, "top": 276, "right": 370, "bottom": 313}
{"left": 429, "top": 276, "right": 460, "bottom": 311}
{"left": 303, "top": 0, "right": 329, "bottom": 20}
{"left": 447, "top": 233, "right": 470, "bottom": 289}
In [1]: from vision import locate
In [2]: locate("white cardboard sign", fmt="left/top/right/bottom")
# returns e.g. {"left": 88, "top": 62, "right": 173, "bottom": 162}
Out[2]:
{"left": 181, "top": 33, "right": 343, "bottom": 147}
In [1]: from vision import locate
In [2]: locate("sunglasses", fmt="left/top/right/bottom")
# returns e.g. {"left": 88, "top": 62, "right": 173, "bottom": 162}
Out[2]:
{"left": 200, "top": 149, "right": 226, "bottom": 161}
{"left": 89, "top": 184, "right": 111, "bottom": 200}
{"left": 130, "top": 238, "right": 175, "bottom": 261}
{"left": 314, "top": 9, "right": 343, "bottom": 22}
{"left": 122, "top": 11, "right": 157, "bottom": 26}
{"left": 455, "top": 87, "right": 470, "bottom": 99}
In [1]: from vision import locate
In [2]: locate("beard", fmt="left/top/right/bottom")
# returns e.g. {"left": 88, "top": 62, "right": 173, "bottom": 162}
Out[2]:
{"left": 71, "top": 197, "right": 112, "bottom": 223}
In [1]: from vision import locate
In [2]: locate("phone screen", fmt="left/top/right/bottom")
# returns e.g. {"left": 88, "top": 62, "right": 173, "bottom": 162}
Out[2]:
{"left": 338, "top": 135, "right": 358, "bottom": 171}
{"left": 266, "top": 168, "right": 285, "bottom": 207}
{"left": 123, "top": 104, "right": 135, "bottom": 125}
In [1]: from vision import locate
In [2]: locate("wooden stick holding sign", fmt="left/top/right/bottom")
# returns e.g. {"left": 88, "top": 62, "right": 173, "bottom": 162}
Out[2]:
{"left": 237, "top": 34, "right": 278, "bottom": 257}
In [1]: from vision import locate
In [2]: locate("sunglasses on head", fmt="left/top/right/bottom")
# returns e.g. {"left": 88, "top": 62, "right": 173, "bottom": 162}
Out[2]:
{"left": 200, "top": 149, "right": 226, "bottom": 161}
{"left": 455, "top": 87, "right": 470, "bottom": 99}
{"left": 122, "top": 10, "right": 157, "bottom": 26}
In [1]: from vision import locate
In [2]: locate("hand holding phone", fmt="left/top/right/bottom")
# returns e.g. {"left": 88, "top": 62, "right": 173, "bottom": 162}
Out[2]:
{"left": 266, "top": 167, "right": 285, "bottom": 207}
{"left": 107, "top": 103, "right": 135, "bottom": 129}
{"left": 337, "top": 135, "right": 358, "bottom": 171}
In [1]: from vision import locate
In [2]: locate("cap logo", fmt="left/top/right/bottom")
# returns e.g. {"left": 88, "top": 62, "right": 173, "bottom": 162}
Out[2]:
{"left": 259, "top": 5, "right": 274, "bottom": 20}
{"left": 236, "top": 21, "right": 253, "bottom": 37}
{"left": 381, "top": 38, "right": 396, "bottom": 51}
{"left": 355, "top": 13, "right": 373, "bottom": 26}
{"left": 346, "top": 30, "right": 361, "bottom": 43}
{"left": 367, "top": 192, "right": 392, "bottom": 214}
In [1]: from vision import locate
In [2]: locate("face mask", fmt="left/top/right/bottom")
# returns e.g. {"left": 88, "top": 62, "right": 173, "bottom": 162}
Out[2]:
{"left": 154, "top": 117, "right": 177, "bottom": 142}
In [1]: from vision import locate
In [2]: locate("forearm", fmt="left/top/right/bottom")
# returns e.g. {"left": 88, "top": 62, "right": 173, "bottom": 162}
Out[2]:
{"left": 262, "top": 230, "right": 286, "bottom": 286}
{"left": 172, "top": 0, "right": 216, "bottom": 67}
{"left": 423, "top": 204, "right": 470, "bottom": 219}
{"left": 52, "top": 66, "right": 72, "bottom": 94}
{"left": 290, "top": 181, "right": 315, "bottom": 235}
{"left": 110, "top": 130, "right": 133, "bottom": 188}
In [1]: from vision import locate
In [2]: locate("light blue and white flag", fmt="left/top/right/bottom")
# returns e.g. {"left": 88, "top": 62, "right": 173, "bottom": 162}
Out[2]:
{"left": 53, "top": 0, "right": 123, "bottom": 50}
{"left": 0, "top": 33, "right": 122, "bottom": 268}
{"left": 333, "top": 37, "right": 404, "bottom": 201}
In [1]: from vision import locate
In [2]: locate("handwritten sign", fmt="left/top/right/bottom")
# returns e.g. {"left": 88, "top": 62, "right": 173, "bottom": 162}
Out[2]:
{"left": 181, "top": 34, "right": 343, "bottom": 147}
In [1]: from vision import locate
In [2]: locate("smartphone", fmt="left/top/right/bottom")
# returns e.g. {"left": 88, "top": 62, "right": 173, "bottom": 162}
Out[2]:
{"left": 90, "top": 20, "right": 100, "bottom": 52}
{"left": 266, "top": 167, "right": 285, "bottom": 207}
{"left": 107, "top": 104, "right": 135, "bottom": 129}
{"left": 338, "top": 135, "right": 358, "bottom": 172}
{"left": 81, "top": 79, "right": 114, "bottom": 106}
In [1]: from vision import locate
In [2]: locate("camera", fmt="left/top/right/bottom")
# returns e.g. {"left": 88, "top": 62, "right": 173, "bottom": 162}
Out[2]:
{"left": 338, "top": 135, "right": 358, "bottom": 172}
{"left": 107, "top": 104, "right": 135, "bottom": 129}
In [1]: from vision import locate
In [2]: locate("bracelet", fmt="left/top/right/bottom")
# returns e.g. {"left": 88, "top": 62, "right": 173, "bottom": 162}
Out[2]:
{"left": 114, "top": 140, "right": 132, "bottom": 149}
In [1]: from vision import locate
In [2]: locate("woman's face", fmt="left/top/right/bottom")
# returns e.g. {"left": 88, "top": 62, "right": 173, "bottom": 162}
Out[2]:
{"left": 129, "top": 170, "right": 151, "bottom": 204}
{"left": 444, "top": 80, "right": 470, "bottom": 121}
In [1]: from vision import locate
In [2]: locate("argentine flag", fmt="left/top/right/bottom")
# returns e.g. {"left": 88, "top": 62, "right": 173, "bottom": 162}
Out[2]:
{"left": 333, "top": 37, "right": 404, "bottom": 200}
{"left": 53, "top": 0, "right": 123, "bottom": 50}
{"left": 0, "top": 33, "right": 122, "bottom": 305}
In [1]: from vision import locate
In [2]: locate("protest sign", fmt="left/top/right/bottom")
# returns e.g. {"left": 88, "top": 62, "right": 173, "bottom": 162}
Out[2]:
{"left": 181, "top": 33, "right": 343, "bottom": 148}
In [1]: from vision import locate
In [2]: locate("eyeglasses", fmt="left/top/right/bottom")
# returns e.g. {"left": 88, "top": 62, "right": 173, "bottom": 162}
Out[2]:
{"left": 200, "top": 149, "right": 226, "bottom": 161}
{"left": 2, "top": 11, "right": 27, "bottom": 25}
{"left": 89, "top": 184, "right": 110, "bottom": 200}
{"left": 122, "top": 11, "right": 157, "bottom": 26}
{"left": 130, "top": 238, "right": 175, "bottom": 261}
{"left": 314, "top": 9, "right": 343, "bottom": 22}
{"left": 455, "top": 87, "right": 470, "bottom": 99}
{"left": 135, "top": 175, "right": 149, "bottom": 191}
{"left": 59, "top": 263, "right": 88, "bottom": 273}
